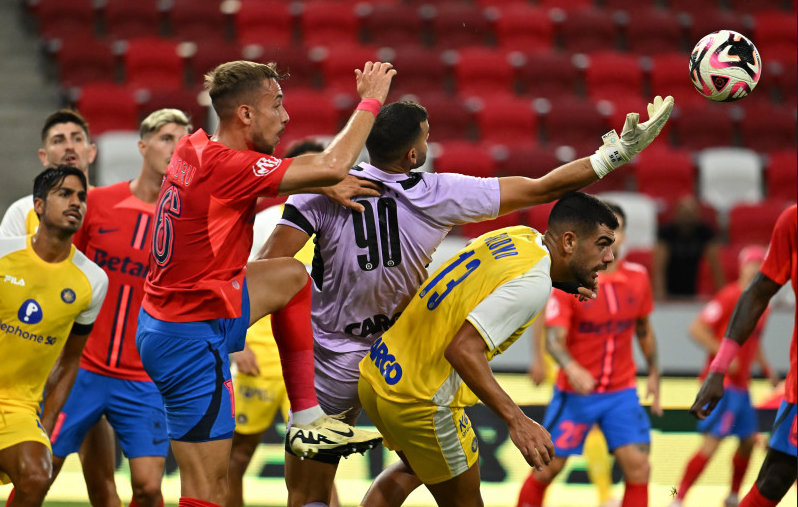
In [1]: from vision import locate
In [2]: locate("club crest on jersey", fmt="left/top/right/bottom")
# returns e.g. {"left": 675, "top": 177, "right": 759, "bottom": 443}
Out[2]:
{"left": 253, "top": 157, "right": 279, "bottom": 177}
{"left": 61, "top": 288, "right": 76, "bottom": 304}
{"left": 17, "top": 299, "right": 43, "bottom": 324}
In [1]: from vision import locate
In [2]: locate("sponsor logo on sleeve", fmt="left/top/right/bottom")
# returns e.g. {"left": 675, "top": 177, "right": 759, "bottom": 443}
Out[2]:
{"left": 253, "top": 157, "right": 280, "bottom": 177}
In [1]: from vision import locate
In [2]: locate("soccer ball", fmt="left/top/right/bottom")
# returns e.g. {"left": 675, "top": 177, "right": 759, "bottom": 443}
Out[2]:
{"left": 689, "top": 30, "right": 762, "bottom": 102}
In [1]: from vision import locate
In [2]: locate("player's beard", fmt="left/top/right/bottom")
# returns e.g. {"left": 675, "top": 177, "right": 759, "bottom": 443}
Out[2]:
{"left": 569, "top": 257, "right": 605, "bottom": 291}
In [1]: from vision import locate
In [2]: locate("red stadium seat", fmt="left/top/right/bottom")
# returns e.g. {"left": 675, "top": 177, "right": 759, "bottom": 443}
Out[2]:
{"left": 633, "top": 148, "right": 696, "bottom": 204}
{"left": 623, "top": 7, "right": 685, "bottom": 56}
{"left": 540, "top": 98, "right": 611, "bottom": 157}
{"left": 494, "top": 145, "right": 562, "bottom": 179}
{"left": 559, "top": 8, "right": 621, "bottom": 53}
{"left": 765, "top": 150, "right": 798, "bottom": 201}
{"left": 122, "top": 37, "right": 185, "bottom": 92}
{"left": 413, "top": 93, "right": 474, "bottom": 141}
{"left": 360, "top": 3, "right": 424, "bottom": 47}
{"left": 603, "top": 96, "right": 650, "bottom": 135}
{"left": 649, "top": 52, "right": 707, "bottom": 108}
{"left": 667, "top": 0, "right": 722, "bottom": 15}
{"left": 461, "top": 211, "right": 523, "bottom": 239}
{"left": 102, "top": 0, "right": 162, "bottom": 39}
{"left": 738, "top": 104, "right": 797, "bottom": 153}
{"left": 526, "top": 201, "right": 556, "bottom": 233}
{"left": 434, "top": 141, "right": 497, "bottom": 178}
{"left": 729, "top": 0, "right": 793, "bottom": 14}
{"left": 384, "top": 45, "right": 448, "bottom": 98}
{"left": 75, "top": 82, "right": 140, "bottom": 135}
{"left": 34, "top": 0, "right": 96, "bottom": 41}
{"left": 168, "top": 0, "right": 227, "bottom": 42}
{"left": 472, "top": 94, "right": 537, "bottom": 147}
{"left": 234, "top": 1, "right": 293, "bottom": 47}
{"left": 538, "top": 0, "right": 593, "bottom": 11}
{"left": 696, "top": 245, "right": 740, "bottom": 297}
{"left": 451, "top": 47, "right": 515, "bottom": 98}
{"left": 728, "top": 201, "right": 793, "bottom": 247}
{"left": 772, "top": 63, "right": 797, "bottom": 106}
{"left": 753, "top": 11, "right": 798, "bottom": 65}
{"left": 299, "top": 1, "right": 361, "bottom": 48}
{"left": 277, "top": 89, "right": 342, "bottom": 150}
{"left": 671, "top": 104, "right": 735, "bottom": 149}
{"left": 317, "top": 45, "right": 380, "bottom": 96}
{"left": 582, "top": 168, "right": 630, "bottom": 194}
{"left": 602, "top": 0, "right": 660, "bottom": 16}
{"left": 584, "top": 51, "right": 645, "bottom": 102}
{"left": 686, "top": 9, "right": 752, "bottom": 46}
{"left": 425, "top": 3, "right": 492, "bottom": 48}
{"left": 51, "top": 35, "right": 116, "bottom": 88}
{"left": 491, "top": 4, "right": 554, "bottom": 52}
{"left": 516, "top": 51, "right": 582, "bottom": 100}
{"left": 187, "top": 40, "right": 243, "bottom": 84}
{"left": 249, "top": 45, "right": 318, "bottom": 90}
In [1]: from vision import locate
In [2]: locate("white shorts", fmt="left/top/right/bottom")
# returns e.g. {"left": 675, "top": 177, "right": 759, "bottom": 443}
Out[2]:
{"left": 313, "top": 342, "right": 367, "bottom": 425}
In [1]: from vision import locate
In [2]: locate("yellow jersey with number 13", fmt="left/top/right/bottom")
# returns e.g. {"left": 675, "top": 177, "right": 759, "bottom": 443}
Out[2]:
{"left": 360, "top": 225, "right": 552, "bottom": 408}
{"left": 0, "top": 236, "right": 108, "bottom": 413}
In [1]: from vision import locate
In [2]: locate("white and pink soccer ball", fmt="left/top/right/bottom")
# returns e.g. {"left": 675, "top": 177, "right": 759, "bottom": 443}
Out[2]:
{"left": 689, "top": 30, "right": 762, "bottom": 102}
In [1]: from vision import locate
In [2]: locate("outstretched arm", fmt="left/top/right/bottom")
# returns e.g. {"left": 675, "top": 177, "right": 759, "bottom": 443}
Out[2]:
{"left": 636, "top": 315, "right": 662, "bottom": 416}
{"left": 257, "top": 224, "right": 311, "bottom": 260}
{"left": 445, "top": 321, "right": 555, "bottom": 471}
{"left": 497, "top": 95, "right": 674, "bottom": 215}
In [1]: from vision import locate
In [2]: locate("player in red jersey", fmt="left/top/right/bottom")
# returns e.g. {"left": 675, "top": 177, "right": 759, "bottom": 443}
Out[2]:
{"left": 672, "top": 245, "right": 778, "bottom": 507}
{"left": 518, "top": 202, "right": 661, "bottom": 507}
{"left": 38, "top": 109, "right": 191, "bottom": 507}
{"left": 691, "top": 204, "right": 797, "bottom": 507}
{"left": 135, "top": 60, "right": 394, "bottom": 507}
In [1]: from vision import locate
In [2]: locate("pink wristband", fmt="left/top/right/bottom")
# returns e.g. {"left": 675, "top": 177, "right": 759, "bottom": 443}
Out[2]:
{"left": 356, "top": 98, "right": 382, "bottom": 118}
{"left": 709, "top": 337, "right": 741, "bottom": 374}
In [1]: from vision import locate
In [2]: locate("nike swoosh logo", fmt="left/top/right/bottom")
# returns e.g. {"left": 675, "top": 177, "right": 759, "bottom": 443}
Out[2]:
{"left": 327, "top": 427, "right": 354, "bottom": 438}
{"left": 152, "top": 438, "right": 168, "bottom": 445}
{"left": 98, "top": 228, "right": 118, "bottom": 234}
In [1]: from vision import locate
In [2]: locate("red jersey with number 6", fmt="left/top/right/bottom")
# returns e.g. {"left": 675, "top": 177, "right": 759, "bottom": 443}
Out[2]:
{"left": 546, "top": 260, "right": 654, "bottom": 393}
{"left": 759, "top": 204, "right": 797, "bottom": 404}
{"left": 73, "top": 182, "right": 153, "bottom": 381}
{"left": 142, "top": 129, "right": 292, "bottom": 322}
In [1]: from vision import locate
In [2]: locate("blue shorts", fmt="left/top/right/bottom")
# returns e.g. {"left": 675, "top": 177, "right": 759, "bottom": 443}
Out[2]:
{"left": 135, "top": 288, "right": 250, "bottom": 442}
{"left": 697, "top": 386, "right": 757, "bottom": 439}
{"left": 543, "top": 387, "right": 651, "bottom": 456}
{"left": 51, "top": 368, "right": 168, "bottom": 459}
{"left": 768, "top": 400, "right": 797, "bottom": 456}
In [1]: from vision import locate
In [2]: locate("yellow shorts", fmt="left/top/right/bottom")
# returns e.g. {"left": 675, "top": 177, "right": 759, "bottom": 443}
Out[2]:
{"left": 358, "top": 378, "right": 479, "bottom": 485}
{"left": 0, "top": 407, "right": 52, "bottom": 484}
{"left": 233, "top": 372, "right": 289, "bottom": 435}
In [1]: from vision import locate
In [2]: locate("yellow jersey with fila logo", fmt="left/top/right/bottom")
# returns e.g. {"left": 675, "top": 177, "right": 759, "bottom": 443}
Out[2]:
{"left": 0, "top": 195, "right": 38, "bottom": 237}
{"left": 360, "top": 225, "right": 553, "bottom": 408}
{"left": 0, "top": 236, "right": 108, "bottom": 412}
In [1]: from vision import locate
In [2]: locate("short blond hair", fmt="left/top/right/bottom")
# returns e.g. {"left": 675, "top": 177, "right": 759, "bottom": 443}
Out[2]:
{"left": 139, "top": 108, "right": 191, "bottom": 139}
{"left": 204, "top": 60, "right": 287, "bottom": 119}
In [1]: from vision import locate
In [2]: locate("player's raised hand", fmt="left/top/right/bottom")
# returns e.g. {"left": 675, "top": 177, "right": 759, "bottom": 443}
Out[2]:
{"left": 590, "top": 95, "right": 674, "bottom": 178}
{"left": 355, "top": 61, "right": 396, "bottom": 105}
{"left": 321, "top": 174, "right": 382, "bottom": 212}
{"left": 508, "top": 416, "right": 555, "bottom": 472}
{"left": 689, "top": 371, "right": 725, "bottom": 419}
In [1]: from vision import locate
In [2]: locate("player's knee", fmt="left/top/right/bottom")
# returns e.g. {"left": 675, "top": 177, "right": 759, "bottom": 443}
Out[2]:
{"left": 131, "top": 480, "right": 162, "bottom": 506}
{"left": 284, "top": 259, "right": 309, "bottom": 291}
{"left": 14, "top": 468, "right": 51, "bottom": 500}
{"left": 625, "top": 458, "right": 650, "bottom": 483}
{"left": 758, "top": 455, "right": 796, "bottom": 498}
{"left": 229, "top": 442, "right": 255, "bottom": 473}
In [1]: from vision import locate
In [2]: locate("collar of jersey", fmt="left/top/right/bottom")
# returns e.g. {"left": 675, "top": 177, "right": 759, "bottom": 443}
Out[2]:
{"left": 356, "top": 161, "right": 418, "bottom": 184}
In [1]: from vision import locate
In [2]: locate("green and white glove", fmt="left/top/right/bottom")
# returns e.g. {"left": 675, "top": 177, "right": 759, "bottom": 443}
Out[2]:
{"left": 590, "top": 95, "right": 675, "bottom": 178}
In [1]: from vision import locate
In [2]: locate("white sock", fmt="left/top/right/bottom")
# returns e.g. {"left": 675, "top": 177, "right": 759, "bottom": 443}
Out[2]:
{"left": 290, "top": 405, "right": 325, "bottom": 426}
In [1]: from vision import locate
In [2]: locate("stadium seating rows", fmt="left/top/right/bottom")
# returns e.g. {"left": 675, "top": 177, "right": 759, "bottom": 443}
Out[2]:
{"left": 24, "top": 0, "right": 797, "bottom": 283}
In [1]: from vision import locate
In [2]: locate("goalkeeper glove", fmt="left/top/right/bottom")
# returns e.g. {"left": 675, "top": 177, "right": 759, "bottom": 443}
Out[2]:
{"left": 590, "top": 95, "right": 675, "bottom": 179}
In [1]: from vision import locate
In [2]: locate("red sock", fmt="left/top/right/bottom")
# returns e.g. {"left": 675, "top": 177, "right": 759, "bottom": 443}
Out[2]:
{"left": 270, "top": 277, "right": 319, "bottom": 412}
{"left": 5, "top": 488, "right": 14, "bottom": 506}
{"left": 739, "top": 484, "right": 779, "bottom": 507}
{"left": 622, "top": 482, "right": 648, "bottom": 507}
{"left": 178, "top": 497, "right": 220, "bottom": 507}
{"left": 677, "top": 451, "right": 710, "bottom": 499}
{"left": 731, "top": 451, "right": 751, "bottom": 495}
{"left": 516, "top": 473, "right": 549, "bottom": 507}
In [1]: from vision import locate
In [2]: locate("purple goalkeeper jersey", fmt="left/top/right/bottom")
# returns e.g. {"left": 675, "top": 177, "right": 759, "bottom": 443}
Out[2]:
{"left": 279, "top": 162, "right": 501, "bottom": 353}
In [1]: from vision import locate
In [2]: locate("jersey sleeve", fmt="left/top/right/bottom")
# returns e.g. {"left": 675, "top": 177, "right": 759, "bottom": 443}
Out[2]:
{"left": 278, "top": 194, "right": 330, "bottom": 236}
{"left": 466, "top": 257, "right": 552, "bottom": 353}
{"left": 760, "top": 206, "right": 796, "bottom": 286}
{"left": 206, "top": 141, "right": 293, "bottom": 201}
{"left": 0, "top": 196, "right": 32, "bottom": 237}
{"left": 544, "top": 287, "right": 573, "bottom": 330}
{"left": 74, "top": 260, "right": 108, "bottom": 326}
{"left": 429, "top": 173, "right": 501, "bottom": 225}
{"left": 698, "top": 298, "right": 724, "bottom": 327}
{"left": 637, "top": 270, "right": 654, "bottom": 317}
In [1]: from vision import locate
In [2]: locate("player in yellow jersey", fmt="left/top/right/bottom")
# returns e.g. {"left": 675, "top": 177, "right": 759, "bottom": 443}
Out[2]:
{"left": 358, "top": 192, "right": 619, "bottom": 506}
{"left": 0, "top": 166, "right": 108, "bottom": 506}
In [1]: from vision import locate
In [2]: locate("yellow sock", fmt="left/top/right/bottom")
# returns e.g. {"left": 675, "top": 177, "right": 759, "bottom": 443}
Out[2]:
{"left": 584, "top": 427, "right": 613, "bottom": 504}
